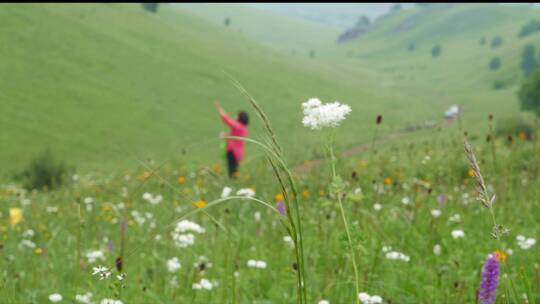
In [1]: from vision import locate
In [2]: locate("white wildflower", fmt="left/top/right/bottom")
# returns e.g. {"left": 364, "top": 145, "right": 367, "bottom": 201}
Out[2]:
{"left": 385, "top": 251, "right": 410, "bottom": 262}
{"left": 92, "top": 266, "right": 111, "bottom": 280}
{"left": 192, "top": 278, "right": 214, "bottom": 290}
{"left": 221, "top": 186, "right": 232, "bottom": 199}
{"left": 358, "top": 292, "right": 383, "bottom": 304}
{"left": 100, "top": 299, "right": 123, "bottom": 304}
{"left": 283, "top": 236, "right": 294, "bottom": 248}
{"left": 401, "top": 197, "right": 411, "bottom": 205}
{"left": 142, "top": 192, "right": 162, "bottom": 205}
{"left": 430, "top": 209, "right": 442, "bottom": 218}
{"left": 373, "top": 203, "right": 382, "bottom": 211}
{"left": 86, "top": 250, "right": 105, "bottom": 264}
{"left": 236, "top": 188, "right": 255, "bottom": 197}
{"left": 167, "top": 257, "right": 181, "bottom": 273}
{"left": 247, "top": 259, "right": 267, "bottom": 269}
{"left": 318, "top": 300, "right": 330, "bottom": 304}
{"left": 302, "top": 98, "right": 351, "bottom": 130}
{"left": 75, "top": 292, "right": 93, "bottom": 304}
{"left": 433, "top": 244, "right": 442, "bottom": 256}
{"left": 254, "top": 211, "right": 261, "bottom": 222}
{"left": 23, "top": 229, "right": 35, "bottom": 238}
{"left": 19, "top": 239, "right": 36, "bottom": 249}
{"left": 171, "top": 220, "right": 205, "bottom": 248}
{"left": 49, "top": 293, "right": 62, "bottom": 303}
{"left": 451, "top": 229, "right": 465, "bottom": 239}
{"left": 516, "top": 235, "right": 536, "bottom": 250}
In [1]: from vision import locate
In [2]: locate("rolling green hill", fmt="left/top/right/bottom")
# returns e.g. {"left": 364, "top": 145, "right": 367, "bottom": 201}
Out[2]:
{"left": 0, "top": 3, "right": 400, "bottom": 175}
{"left": 2, "top": 3, "right": 540, "bottom": 176}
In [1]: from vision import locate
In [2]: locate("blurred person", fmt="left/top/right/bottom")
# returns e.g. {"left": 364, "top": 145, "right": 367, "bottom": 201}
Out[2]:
{"left": 215, "top": 102, "right": 249, "bottom": 178}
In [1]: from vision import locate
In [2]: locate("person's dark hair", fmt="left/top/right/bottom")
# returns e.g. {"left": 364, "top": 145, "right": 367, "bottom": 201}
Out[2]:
{"left": 237, "top": 111, "right": 249, "bottom": 126}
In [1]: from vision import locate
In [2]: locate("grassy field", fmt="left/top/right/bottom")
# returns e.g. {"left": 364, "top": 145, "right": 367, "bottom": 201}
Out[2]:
{"left": 1, "top": 3, "right": 539, "bottom": 304}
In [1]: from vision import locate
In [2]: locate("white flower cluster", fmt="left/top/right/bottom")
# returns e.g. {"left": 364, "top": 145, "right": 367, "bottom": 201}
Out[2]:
{"left": 84, "top": 197, "right": 94, "bottom": 211}
{"left": 192, "top": 278, "right": 214, "bottom": 290}
{"left": 302, "top": 98, "right": 351, "bottom": 130}
{"left": 193, "top": 256, "right": 213, "bottom": 270}
{"left": 283, "top": 235, "right": 294, "bottom": 249}
{"left": 167, "top": 257, "right": 181, "bottom": 273}
{"left": 433, "top": 244, "right": 442, "bottom": 256}
{"left": 171, "top": 220, "right": 205, "bottom": 248}
{"left": 373, "top": 203, "right": 382, "bottom": 211}
{"left": 247, "top": 259, "right": 267, "bottom": 269}
{"left": 100, "top": 299, "right": 123, "bottom": 304}
{"left": 382, "top": 246, "right": 410, "bottom": 262}
{"left": 516, "top": 235, "right": 536, "bottom": 250}
{"left": 86, "top": 250, "right": 105, "bottom": 264}
{"left": 358, "top": 292, "right": 383, "bottom": 304}
{"left": 449, "top": 214, "right": 461, "bottom": 223}
{"left": 430, "top": 209, "right": 442, "bottom": 218}
{"left": 451, "top": 229, "right": 465, "bottom": 239}
{"left": 49, "top": 293, "right": 62, "bottom": 303}
{"left": 75, "top": 292, "right": 93, "bottom": 304}
{"left": 401, "top": 197, "right": 411, "bottom": 205}
{"left": 92, "top": 266, "right": 111, "bottom": 280}
{"left": 221, "top": 186, "right": 232, "bottom": 199}
{"left": 142, "top": 192, "right": 162, "bottom": 205}
{"left": 318, "top": 300, "right": 330, "bottom": 304}
{"left": 236, "top": 188, "right": 256, "bottom": 197}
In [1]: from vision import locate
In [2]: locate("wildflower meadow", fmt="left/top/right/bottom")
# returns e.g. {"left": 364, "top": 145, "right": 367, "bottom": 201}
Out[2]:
{"left": 1, "top": 3, "right": 540, "bottom": 304}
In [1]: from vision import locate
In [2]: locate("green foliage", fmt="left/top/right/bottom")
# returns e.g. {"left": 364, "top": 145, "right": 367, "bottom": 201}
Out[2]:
{"left": 519, "top": 19, "right": 540, "bottom": 38}
{"left": 224, "top": 17, "right": 230, "bottom": 27}
{"left": 488, "top": 57, "right": 501, "bottom": 70}
{"left": 518, "top": 69, "right": 540, "bottom": 116}
{"left": 521, "top": 44, "right": 537, "bottom": 76}
{"left": 309, "top": 49, "right": 315, "bottom": 58}
{"left": 431, "top": 43, "right": 441, "bottom": 57}
{"left": 490, "top": 35, "right": 503, "bottom": 48}
{"left": 16, "top": 148, "right": 68, "bottom": 191}
{"left": 495, "top": 116, "right": 536, "bottom": 140}
{"left": 141, "top": 3, "right": 159, "bottom": 13}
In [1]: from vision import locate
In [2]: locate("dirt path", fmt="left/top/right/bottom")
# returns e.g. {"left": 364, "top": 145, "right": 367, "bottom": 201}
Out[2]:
{"left": 292, "top": 117, "right": 457, "bottom": 175}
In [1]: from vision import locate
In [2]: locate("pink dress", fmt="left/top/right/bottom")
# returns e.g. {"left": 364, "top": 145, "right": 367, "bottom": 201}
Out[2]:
{"left": 220, "top": 112, "right": 248, "bottom": 161}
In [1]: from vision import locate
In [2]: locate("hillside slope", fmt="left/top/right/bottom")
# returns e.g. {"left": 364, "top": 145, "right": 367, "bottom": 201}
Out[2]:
{"left": 0, "top": 3, "right": 398, "bottom": 173}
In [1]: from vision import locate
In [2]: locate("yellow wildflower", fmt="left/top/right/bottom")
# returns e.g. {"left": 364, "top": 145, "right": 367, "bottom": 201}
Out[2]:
{"left": 194, "top": 200, "right": 207, "bottom": 209}
{"left": 468, "top": 168, "right": 475, "bottom": 177}
{"left": 384, "top": 177, "right": 393, "bottom": 185}
{"left": 518, "top": 131, "right": 527, "bottom": 141}
{"left": 301, "top": 190, "right": 309, "bottom": 199}
{"left": 275, "top": 193, "right": 284, "bottom": 202}
{"left": 35, "top": 248, "right": 43, "bottom": 255}
{"left": 177, "top": 176, "right": 185, "bottom": 184}
{"left": 494, "top": 250, "right": 507, "bottom": 262}
{"left": 9, "top": 208, "right": 22, "bottom": 226}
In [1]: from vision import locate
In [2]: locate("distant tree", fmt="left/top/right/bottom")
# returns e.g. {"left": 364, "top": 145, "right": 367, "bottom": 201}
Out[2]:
{"left": 493, "top": 79, "right": 506, "bottom": 90}
{"left": 356, "top": 16, "right": 370, "bottom": 27}
{"left": 479, "top": 36, "right": 486, "bottom": 46}
{"left": 491, "top": 36, "right": 503, "bottom": 48}
{"left": 142, "top": 3, "right": 159, "bottom": 13}
{"left": 521, "top": 44, "right": 538, "bottom": 76}
{"left": 519, "top": 19, "right": 540, "bottom": 38}
{"left": 224, "top": 17, "right": 230, "bottom": 27}
{"left": 408, "top": 41, "right": 416, "bottom": 51}
{"left": 489, "top": 57, "right": 501, "bottom": 70}
{"left": 431, "top": 43, "right": 441, "bottom": 57}
{"left": 309, "top": 49, "right": 316, "bottom": 58}
{"left": 518, "top": 69, "right": 540, "bottom": 116}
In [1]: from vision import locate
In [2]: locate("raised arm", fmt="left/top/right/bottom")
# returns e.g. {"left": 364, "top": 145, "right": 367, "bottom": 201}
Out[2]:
{"left": 215, "top": 102, "right": 242, "bottom": 129}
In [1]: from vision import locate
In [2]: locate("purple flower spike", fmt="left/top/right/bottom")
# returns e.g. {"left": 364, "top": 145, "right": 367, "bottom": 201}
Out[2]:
{"left": 479, "top": 254, "right": 500, "bottom": 304}
{"left": 277, "top": 201, "right": 286, "bottom": 215}
{"left": 437, "top": 194, "right": 446, "bottom": 206}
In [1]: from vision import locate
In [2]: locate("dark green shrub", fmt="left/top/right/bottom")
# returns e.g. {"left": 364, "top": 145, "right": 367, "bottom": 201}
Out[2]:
{"left": 224, "top": 17, "right": 230, "bottom": 27}
{"left": 495, "top": 116, "right": 536, "bottom": 140}
{"left": 141, "top": 3, "right": 159, "bottom": 13}
{"left": 489, "top": 57, "right": 501, "bottom": 70}
{"left": 431, "top": 44, "right": 441, "bottom": 57}
{"left": 408, "top": 41, "right": 416, "bottom": 51}
{"left": 309, "top": 49, "right": 315, "bottom": 58}
{"left": 521, "top": 44, "right": 537, "bottom": 76}
{"left": 518, "top": 69, "right": 540, "bottom": 116}
{"left": 491, "top": 36, "right": 503, "bottom": 48}
{"left": 16, "top": 148, "right": 69, "bottom": 191}
{"left": 519, "top": 19, "right": 540, "bottom": 38}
